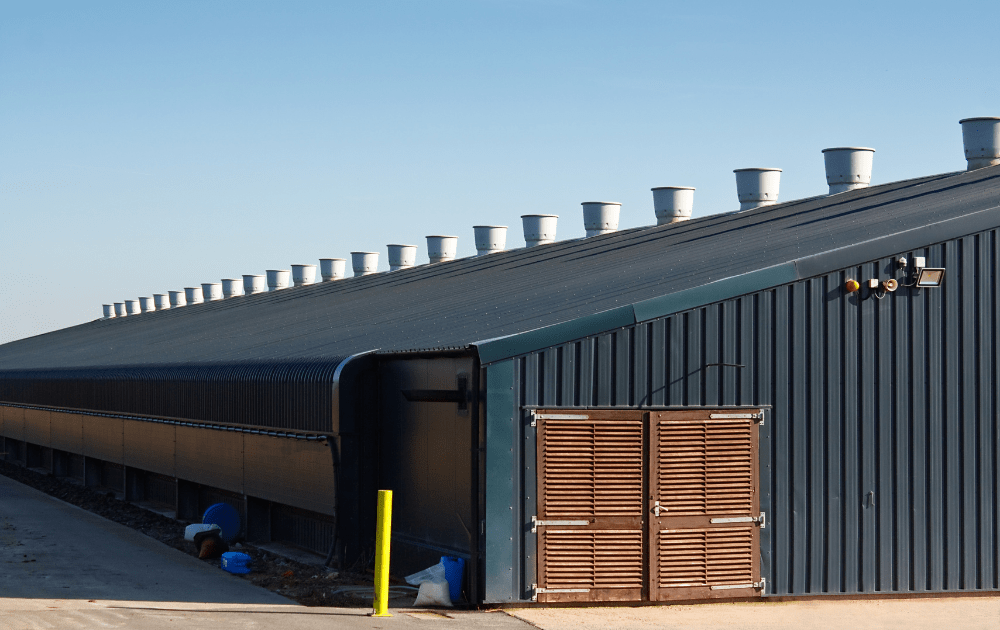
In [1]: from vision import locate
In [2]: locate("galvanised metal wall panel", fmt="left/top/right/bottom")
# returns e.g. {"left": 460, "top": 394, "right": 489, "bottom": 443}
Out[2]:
{"left": 484, "top": 359, "right": 517, "bottom": 603}
{"left": 175, "top": 425, "right": 243, "bottom": 494}
{"left": 510, "top": 228, "right": 1000, "bottom": 598}
{"left": 49, "top": 411, "right": 83, "bottom": 453}
{"left": 22, "top": 407, "right": 49, "bottom": 446}
{"left": 244, "top": 433, "right": 335, "bottom": 516}
{"left": 124, "top": 420, "right": 176, "bottom": 477}
{"left": 83, "top": 416, "right": 123, "bottom": 464}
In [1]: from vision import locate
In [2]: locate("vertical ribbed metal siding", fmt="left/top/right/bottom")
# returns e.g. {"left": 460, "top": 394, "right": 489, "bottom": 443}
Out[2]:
{"left": 513, "top": 228, "right": 1000, "bottom": 596}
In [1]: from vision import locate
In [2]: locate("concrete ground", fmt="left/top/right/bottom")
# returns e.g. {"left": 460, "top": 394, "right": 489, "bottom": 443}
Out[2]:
{"left": 3, "top": 473, "right": 997, "bottom": 629}
{"left": 0, "top": 474, "right": 527, "bottom": 629}
{"left": 510, "top": 596, "right": 1000, "bottom": 630}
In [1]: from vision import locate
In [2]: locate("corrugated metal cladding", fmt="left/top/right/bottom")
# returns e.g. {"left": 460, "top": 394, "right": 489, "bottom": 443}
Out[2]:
{"left": 512, "top": 228, "right": 1000, "bottom": 596}
{"left": 0, "top": 361, "right": 342, "bottom": 431}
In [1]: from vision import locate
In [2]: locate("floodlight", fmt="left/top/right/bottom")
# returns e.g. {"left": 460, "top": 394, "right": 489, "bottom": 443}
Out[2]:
{"left": 915, "top": 268, "right": 945, "bottom": 288}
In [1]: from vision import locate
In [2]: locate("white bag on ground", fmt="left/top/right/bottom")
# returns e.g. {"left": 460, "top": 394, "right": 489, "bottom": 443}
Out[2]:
{"left": 412, "top": 579, "right": 453, "bottom": 607}
{"left": 405, "top": 561, "right": 446, "bottom": 586}
{"left": 184, "top": 523, "right": 221, "bottom": 541}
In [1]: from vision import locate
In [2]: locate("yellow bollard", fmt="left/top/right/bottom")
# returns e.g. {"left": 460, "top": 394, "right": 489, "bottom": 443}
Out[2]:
{"left": 372, "top": 489, "right": 393, "bottom": 617}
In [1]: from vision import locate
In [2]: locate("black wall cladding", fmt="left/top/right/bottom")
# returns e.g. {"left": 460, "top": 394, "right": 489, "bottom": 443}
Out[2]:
{"left": 0, "top": 359, "right": 343, "bottom": 432}
{"left": 514, "top": 229, "right": 1000, "bottom": 596}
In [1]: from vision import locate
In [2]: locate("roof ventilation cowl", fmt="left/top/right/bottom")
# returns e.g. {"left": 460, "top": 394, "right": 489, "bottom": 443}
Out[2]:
{"left": 184, "top": 287, "right": 204, "bottom": 304}
{"left": 581, "top": 202, "right": 621, "bottom": 237}
{"left": 521, "top": 214, "right": 558, "bottom": 247}
{"left": 202, "top": 283, "right": 223, "bottom": 301}
{"left": 243, "top": 275, "right": 266, "bottom": 295}
{"left": 114, "top": 302, "right": 127, "bottom": 317}
{"left": 734, "top": 168, "right": 782, "bottom": 211}
{"left": 319, "top": 258, "right": 346, "bottom": 281}
{"left": 139, "top": 297, "right": 155, "bottom": 313}
{"left": 351, "top": 252, "right": 379, "bottom": 276}
{"left": 221, "top": 279, "right": 242, "bottom": 298}
{"left": 651, "top": 187, "right": 695, "bottom": 225}
{"left": 266, "top": 269, "right": 291, "bottom": 291}
{"left": 125, "top": 300, "right": 141, "bottom": 315}
{"left": 153, "top": 294, "right": 169, "bottom": 310}
{"left": 387, "top": 245, "right": 417, "bottom": 271}
{"left": 959, "top": 117, "right": 1000, "bottom": 170}
{"left": 473, "top": 225, "right": 507, "bottom": 255}
{"left": 292, "top": 264, "right": 317, "bottom": 286}
{"left": 102, "top": 304, "right": 115, "bottom": 319}
{"left": 168, "top": 291, "right": 186, "bottom": 307}
{"left": 822, "top": 147, "right": 874, "bottom": 194}
{"left": 426, "top": 236, "right": 458, "bottom": 263}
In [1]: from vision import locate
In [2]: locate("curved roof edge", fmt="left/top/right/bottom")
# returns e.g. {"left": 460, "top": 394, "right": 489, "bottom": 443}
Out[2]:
{"left": 473, "top": 204, "right": 1000, "bottom": 364}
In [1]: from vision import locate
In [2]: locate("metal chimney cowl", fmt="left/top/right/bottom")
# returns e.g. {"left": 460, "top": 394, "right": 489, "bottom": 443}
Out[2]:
{"left": 125, "top": 300, "right": 141, "bottom": 315}
{"left": 581, "top": 202, "right": 621, "bottom": 237}
{"left": 266, "top": 269, "right": 291, "bottom": 291}
{"left": 139, "top": 296, "right": 155, "bottom": 313}
{"left": 473, "top": 225, "right": 507, "bottom": 255}
{"left": 959, "top": 117, "right": 1000, "bottom": 170}
{"left": 221, "top": 279, "right": 242, "bottom": 298}
{"left": 184, "top": 287, "right": 204, "bottom": 304}
{"left": 319, "top": 258, "right": 346, "bottom": 281}
{"left": 153, "top": 294, "right": 170, "bottom": 310}
{"left": 202, "top": 283, "right": 223, "bottom": 301}
{"left": 168, "top": 291, "right": 186, "bottom": 307}
{"left": 822, "top": 147, "right": 874, "bottom": 194}
{"left": 243, "top": 275, "right": 266, "bottom": 295}
{"left": 350, "top": 252, "right": 379, "bottom": 276}
{"left": 114, "top": 302, "right": 127, "bottom": 317}
{"left": 291, "top": 264, "right": 317, "bottom": 286}
{"left": 734, "top": 168, "right": 782, "bottom": 211}
{"left": 426, "top": 236, "right": 458, "bottom": 263}
{"left": 387, "top": 245, "right": 417, "bottom": 271}
{"left": 651, "top": 187, "right": 695, "bottom": 225}
{"left": 521, "top": 214, "right": 558, "bottom": 247}
{"left": 102, "top": 304, "right": 115, "bottom": 319}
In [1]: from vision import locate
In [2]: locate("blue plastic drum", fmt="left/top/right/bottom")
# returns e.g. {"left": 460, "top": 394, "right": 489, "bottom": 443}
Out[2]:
{"left": 202, "top": 503, "right": 241, "bottom": 543}
{"left": 440, "top": 556, "right": 465, "bottom": 603}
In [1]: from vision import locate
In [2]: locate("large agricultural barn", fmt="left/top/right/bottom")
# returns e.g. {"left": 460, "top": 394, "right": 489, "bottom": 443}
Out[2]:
{"left": 1, "top": 120, "right": 999, "bottom": 605}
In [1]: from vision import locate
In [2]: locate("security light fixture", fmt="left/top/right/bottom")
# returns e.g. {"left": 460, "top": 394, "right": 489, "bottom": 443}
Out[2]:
{"left": 915, "top": 268, "right": 946, "bottom": 288}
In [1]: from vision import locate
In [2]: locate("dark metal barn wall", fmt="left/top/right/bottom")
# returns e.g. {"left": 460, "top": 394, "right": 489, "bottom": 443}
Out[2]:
{"left": 513, "top": 229, "right": 999, "bottom": 597}
{"left": 0, "top": 360, "right": 344, "bottom": 432}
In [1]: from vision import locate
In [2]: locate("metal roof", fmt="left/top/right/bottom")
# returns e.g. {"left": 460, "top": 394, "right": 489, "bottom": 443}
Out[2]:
{"left": 1, "top": 166, "right": 999, "bottom": 371}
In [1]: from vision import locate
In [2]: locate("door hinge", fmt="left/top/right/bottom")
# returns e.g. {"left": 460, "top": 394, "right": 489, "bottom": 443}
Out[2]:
{"left": 530, "top": 515, "right": 590, "bottom": 533}
{"left": 710, "top": 512, "right": 765, "bottom": 528}
{"left": 529, "top": 411, "right": 590, "bottom": 427}
{"left": 710, "top": 578, "right": 765, "bottom": 592}
{"left": 531, "top": 583, "right": 589, "bottom": 601}
{"left": 709, "top": 411, "right": 764, "bottom": 425}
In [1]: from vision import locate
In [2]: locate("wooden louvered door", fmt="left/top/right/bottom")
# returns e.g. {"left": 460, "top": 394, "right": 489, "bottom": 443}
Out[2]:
{"left": 649, "top": 410, "right": 763, "bottom": 601}
{"left": 535, "top": 410, "right": 645, "bottom": 603}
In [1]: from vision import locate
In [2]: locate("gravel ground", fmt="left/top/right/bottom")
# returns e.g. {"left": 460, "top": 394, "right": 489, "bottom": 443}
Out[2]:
{"left": 0, "top": 460, "right": 392, "bottom": 607}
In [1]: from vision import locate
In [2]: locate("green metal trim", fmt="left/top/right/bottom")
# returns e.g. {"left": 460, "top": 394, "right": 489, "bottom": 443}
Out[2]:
{"left": 632, "top": 263, "right": 798, "bottom": 323}
{"left": 474, "top": 305, "right": 635, "bottom": 365}
{"left": 483, "top": 360, "right": 516, "bottom": 603}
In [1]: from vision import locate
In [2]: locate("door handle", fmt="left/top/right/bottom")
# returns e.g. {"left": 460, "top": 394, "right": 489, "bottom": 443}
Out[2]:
{"left": 651, "top": 500, "right": 661, "bottom": 517}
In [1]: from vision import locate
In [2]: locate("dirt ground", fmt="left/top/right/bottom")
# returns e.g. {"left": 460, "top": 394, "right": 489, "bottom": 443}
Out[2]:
{"left": 0, "top": 460, "right": 391, "bottom": 607}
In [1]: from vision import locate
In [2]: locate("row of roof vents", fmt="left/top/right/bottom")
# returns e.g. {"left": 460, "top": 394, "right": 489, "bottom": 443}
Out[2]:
{"left": 101, "top": 117, "right": 1000, "bottom": 319}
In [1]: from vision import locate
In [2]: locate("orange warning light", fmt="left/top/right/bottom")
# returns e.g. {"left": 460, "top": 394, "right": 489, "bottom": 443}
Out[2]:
{"left": 845, "top": 279, "right": 860, "bottom": 293}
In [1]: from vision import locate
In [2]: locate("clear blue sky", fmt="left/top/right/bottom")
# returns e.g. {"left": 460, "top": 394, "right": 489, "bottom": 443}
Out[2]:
{"left": 2, "top": 1, "right": 997, "bottom": 344}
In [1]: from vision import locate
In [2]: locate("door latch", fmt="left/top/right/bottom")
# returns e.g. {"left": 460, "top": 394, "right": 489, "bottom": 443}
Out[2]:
{"left": 651, "top": 500, "right": 662, "bottom": 517}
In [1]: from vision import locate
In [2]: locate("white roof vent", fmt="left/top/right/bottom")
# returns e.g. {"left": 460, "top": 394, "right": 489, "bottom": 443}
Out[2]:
{"left": 473, "top": 225, "right": 507, "bottom": 255}
{"left": 387, "top": 245, "right": 417, "bottom": 271}
{"left": 114, "top": 302, "right": 127, "bottom": 317}
{"left": 243, "top": 275, "right": 266, "bottom": 295}
{"left": 125, "top": 300, "right": 141, "bottom": 315}
{"left": 153, "top": 294, "right": 169, "bottom": 310}
{"left": 734, "top": 168, "right": 782, "bottom": 211}
{"left": 959, "top": 117, "right": 1000, "bottom": 170}
{"left": 202, "top": 283, "right": 223, "bottom": 301}
{"left": 320, "top": 258, "right": 346, "bottom": 281}
{"left": 266, "top": 269, "right": 291, "bottom": 291}
{"left": 102, "top": 304, "right": 115, "bottom": 319}
{"left": 822, "top": 147, "right": 874, "bottom": 194}
{"left": 351, "top": 252, "right": 379, "bottom": 276}
{"left": 581, "top": 202, "right": 621, "bottom": 237}
{"left": 221, "top": 279, "right": 242, "bottom": 298}
{"left": 292, "top": 264, "right": 317, "bottom": 286}
{"left": 184, "top": 287, "right": 204, "bottom": 304}
{"left": 651, "top": 187, "right": 695, "bottom": 225}
{"left": 426, "top": 236, "right": 458, "bottom": 263}
{"left": 521, "top": 214, "right": 558, "bottom": 247}
{"left": 168, "top": 291, "right": 186, "bottom": 307}
{"left": 139, "top": 297, "right": 155, "bottom": 313}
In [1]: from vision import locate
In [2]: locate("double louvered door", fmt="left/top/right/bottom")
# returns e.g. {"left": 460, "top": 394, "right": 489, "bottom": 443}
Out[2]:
{"left": 535, "top": 409, "right": 761, "bottom": 603}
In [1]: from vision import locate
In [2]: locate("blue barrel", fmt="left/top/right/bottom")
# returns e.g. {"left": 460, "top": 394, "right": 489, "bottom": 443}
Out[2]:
{"left": 440, "top": 556, "right": 465, "bottom": 603}
{"left": 202, "top": 503, "right": 241, "bottom": 543}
